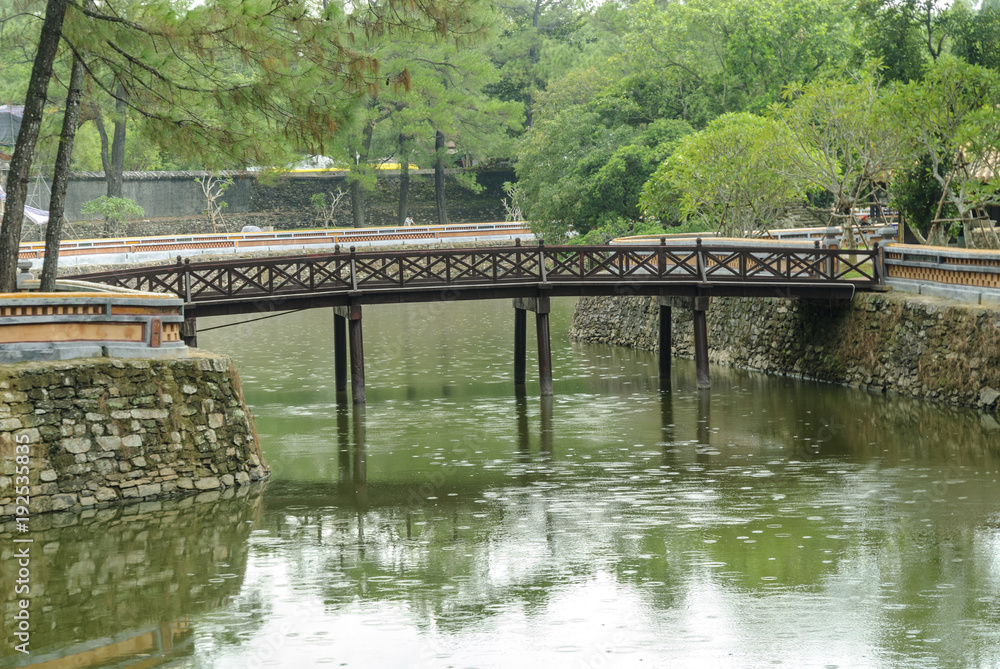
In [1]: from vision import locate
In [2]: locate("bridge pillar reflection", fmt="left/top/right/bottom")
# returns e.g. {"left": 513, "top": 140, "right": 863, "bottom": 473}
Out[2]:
{"left": 334, "top": 303, "right": 365, "bottom": 404}
{"left": 513, "top": 296, "right": 553, "bottom": 396}
{"left": 659, "top": 296, "right": 710, "bottom": 389}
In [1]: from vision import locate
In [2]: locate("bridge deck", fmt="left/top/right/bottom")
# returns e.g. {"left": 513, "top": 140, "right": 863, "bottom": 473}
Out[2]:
{"left": 76, "top": 241, "right": 880, "bottom": 317}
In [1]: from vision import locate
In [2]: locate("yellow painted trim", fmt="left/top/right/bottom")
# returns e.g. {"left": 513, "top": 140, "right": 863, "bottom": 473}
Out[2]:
{"left": 0, "top": 322, "right": 144, "bottom": 343}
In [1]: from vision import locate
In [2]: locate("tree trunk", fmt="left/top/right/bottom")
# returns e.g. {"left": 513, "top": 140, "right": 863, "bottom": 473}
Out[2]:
{"left": 41, "top": 56, "right": 86, "bottom": 292}
{"left": 350, "top": 178, "right": 364, "bottom": 228}
{"left": 107, "top": 82, "right": 127, "bottom": 198}
{"left": 96, "top": 114, "right": 110, "bottom": 176}
{"left": 0, "top": 0, "right": 70, "bottom": 292}
{"left": 525, "top": 0, "right": 541, "bottom": 128}
{"left": 435, "top": 130, "right": 448, "bottom": 226}
{"left": 397, "top": 135, "right": 409, "bottom": 227}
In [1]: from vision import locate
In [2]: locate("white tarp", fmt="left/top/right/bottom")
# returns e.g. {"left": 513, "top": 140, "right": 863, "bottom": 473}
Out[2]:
{"left": 0, "top": 185, "right": 49, "bottom": 225}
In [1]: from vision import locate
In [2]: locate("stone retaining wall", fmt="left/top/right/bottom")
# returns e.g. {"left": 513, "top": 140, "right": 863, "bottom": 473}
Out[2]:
{"left": 0, "top": 352, "right": 268, "bottom": 518}
{"left": 569, "top": 292, "right": 1000, "bottom": 413}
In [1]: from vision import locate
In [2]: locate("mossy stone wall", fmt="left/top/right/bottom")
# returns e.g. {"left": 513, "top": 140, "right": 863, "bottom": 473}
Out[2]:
{"left": 569, "top": 292, "right": 1000, "bottom": 412}
{"left": 0, "top": 352, "right": 268, "bottom": 518}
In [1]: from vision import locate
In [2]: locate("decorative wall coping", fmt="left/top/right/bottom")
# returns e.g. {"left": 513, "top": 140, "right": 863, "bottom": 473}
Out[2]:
{"left": 612, "top": 235, "right": 819, "bottom": 249}
{"left": 616, "top": 223, "right": 898, "bottom": 246}
{"left": 18, "top": 221, "right": 534, "bottom": 267}
{"left": 0, "top": 278, "right": 186, "bottom": 363}
{"left": 883, "top": 242, "right": 1000, "bottom": 304}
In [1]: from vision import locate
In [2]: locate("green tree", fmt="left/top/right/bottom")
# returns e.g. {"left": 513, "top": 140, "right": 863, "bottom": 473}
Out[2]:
{"left": 889, "top": 153, "right": 957, "bottom": 244}
{"left": 854, "top": 0, "right": 947, "bottom": 82}
{"left": 40, "top": 55, "right": 85, "bottom": 292}
{"left": 624, "top": 0, "right": 855, "bottom": 121}
{"left": 772, "top": 66, "right": 905, "bottom": 244}
{"left": 642, "top": 113, "right": 809, "bottom": 236}
{"left": 947, "top": 3, "right": 1000, "bottom": 70}
{"left": 890, "top": 56, "right": 1000, "bottom": 247}
{"left": 0, "top": 0, "right": 70, "bottom": 292}
{"left": 515, "top": 66, "right": 692, "bottom": 240}
{"left": 81, "top": 195, "right": 145, "bottom": 236}
{"left": 0, "top": 0, "right": 497, "bottom": 288}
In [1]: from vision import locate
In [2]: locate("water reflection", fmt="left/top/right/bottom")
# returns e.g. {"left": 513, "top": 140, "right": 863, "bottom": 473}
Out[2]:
{"left": 202, "top": 302, "right": 1000, "bottom": 667}
{"left": 0, "top": 487, "right": 265, "bottom": 668}
{"left": 22, "top": 299, "right": 996, "bottom": 668}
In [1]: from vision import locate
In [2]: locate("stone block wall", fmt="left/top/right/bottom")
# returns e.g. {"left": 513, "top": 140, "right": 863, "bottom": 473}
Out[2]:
{"left": 0, "top": 352, "right": 268, "bottom": 518}
{"left": 569, "top": 292, "right": 1000, "bottom": 413}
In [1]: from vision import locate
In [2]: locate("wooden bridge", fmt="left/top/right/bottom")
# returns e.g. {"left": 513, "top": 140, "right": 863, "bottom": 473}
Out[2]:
{"left": 76, "top": 239, "right": 885, "bottom": 403}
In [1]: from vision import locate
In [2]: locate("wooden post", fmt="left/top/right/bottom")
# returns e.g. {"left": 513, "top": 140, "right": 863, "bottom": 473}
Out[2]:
{"left": 336, "top": 399, "right": 351, "bottom": 494}
{"left": 181, "top": 316, "right": 198, "bottom": 348}
{"left": 335, "top": 303, "right": 365, "bottom": 404}
{"left": 513, "top": 295, "right": 553, "bottom": 396}
{"left": 658, "top": 303, "right": 671, "bottom": 379}
{"left": 693, "top": 306, "right": 709, "bottom": 390}
{"left": 514, "top": 307, "right": 527, "bottom": 386}
{"left": 659, "top": 296, "right": 709, "bottom": 388}
{"left": 334, "top": 311, "right": 348, "bottom": 392}
{"left": 660, "top": 384, "right": 674, "bottom": 456}
{"left": 349, "top": 316, "right": 365, "bottom": 404}
{"left": 536, "top": 311, "right": 553, "bottom": 397}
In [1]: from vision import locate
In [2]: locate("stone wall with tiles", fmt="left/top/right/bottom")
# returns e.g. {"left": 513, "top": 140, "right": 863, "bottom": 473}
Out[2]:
{"left": 0, "top": 352, "right": 268, "bottom": 518}
{"left": 569, "top": 292, "right": 1000, "bottom": 413}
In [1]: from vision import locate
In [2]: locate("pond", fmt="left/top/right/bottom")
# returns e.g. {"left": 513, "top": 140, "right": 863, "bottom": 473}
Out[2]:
{"left": 4, "top": 298, "right": 999, "bottom": 668}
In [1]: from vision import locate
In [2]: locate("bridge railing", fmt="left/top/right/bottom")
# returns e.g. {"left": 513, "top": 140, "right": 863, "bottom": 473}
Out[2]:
{"left": 76, "top": 242, "right": 880, "bottom": 302}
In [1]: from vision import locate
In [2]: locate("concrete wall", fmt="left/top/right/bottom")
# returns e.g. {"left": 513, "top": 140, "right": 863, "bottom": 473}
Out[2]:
{"left": 60, "top": 172, "right": 254, "bottom": 221}
{"left": 40, "top": 168, "right": 513, "bottom": 227}
{"left": 569, "top": 292, "right": 1000, "bottom": 413}
{"left": 0, "top": 352, "right": 268, "bottom": 518}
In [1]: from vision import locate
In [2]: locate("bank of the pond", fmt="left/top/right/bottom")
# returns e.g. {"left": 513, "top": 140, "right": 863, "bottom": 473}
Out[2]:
{"left": 0, "top": 352, "right": 268, "bottom": 520}
{"left": 569, "top": 292, "right": 1000, "bottom": 412}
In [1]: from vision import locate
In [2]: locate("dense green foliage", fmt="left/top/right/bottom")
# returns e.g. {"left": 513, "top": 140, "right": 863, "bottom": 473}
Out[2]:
{"left": 3, "top": 0, "right": 1000, "bottom": 247}
{"left": 642, "top": 113, "right": 809, "bottom": 236}
{"left": 80, "top": 196, "right": 145, "bottom": 236}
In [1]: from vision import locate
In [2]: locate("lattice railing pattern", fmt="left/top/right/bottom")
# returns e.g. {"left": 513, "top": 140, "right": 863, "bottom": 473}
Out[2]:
{"left": 76, "top": 242, "right": 878, "bottom": 303}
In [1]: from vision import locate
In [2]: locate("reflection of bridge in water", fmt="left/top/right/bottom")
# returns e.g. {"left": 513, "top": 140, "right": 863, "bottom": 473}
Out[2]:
{"left": 78, "top": 240, "right": 885, "bottom": 402}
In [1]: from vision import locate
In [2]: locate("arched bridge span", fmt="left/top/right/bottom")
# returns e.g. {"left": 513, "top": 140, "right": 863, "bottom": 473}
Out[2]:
{"left": 77, "top": 240, "right": 885, "bottom": 403}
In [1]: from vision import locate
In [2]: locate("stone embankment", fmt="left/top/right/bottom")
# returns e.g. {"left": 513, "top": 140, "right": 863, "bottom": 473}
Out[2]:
{"left": 569, "top": 292, "right": 1000, "bottom": 413}
{"left": 0, "top": 353, "right": 268, "bottom": 518}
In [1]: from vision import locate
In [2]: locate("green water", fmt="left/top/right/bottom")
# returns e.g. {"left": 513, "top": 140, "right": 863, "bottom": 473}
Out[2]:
{"left": 3, "top": 298, "right": 1000, "bottom": 668}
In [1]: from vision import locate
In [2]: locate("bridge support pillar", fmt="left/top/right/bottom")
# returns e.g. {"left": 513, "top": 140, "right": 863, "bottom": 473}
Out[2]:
{"left": 657, "top": 301, "right": 671, "bottom": 379}
{"left": 513, "top": 296, "right": 553, "bottom": 396}
{"left": 693, "top": 307, "right": 710, "bottom": 390}
{"left": 660, "top": 296, "right": 710, "bottom": 389}
{"left": 333, "top": 312, "right": 348, "bottom": 392}
{"left": 513, "top": 308, "right": 527, "bottom": 386}
{"left": 335, "top": 304, "right": 365, "bottom": 404}
{"left": 181, "top": 316, "right": 198, "bottom": 348}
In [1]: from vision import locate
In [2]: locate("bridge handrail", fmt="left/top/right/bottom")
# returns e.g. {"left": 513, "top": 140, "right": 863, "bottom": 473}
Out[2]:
{"left": 75, "top": 243, "right": 879, "bottom": 304}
